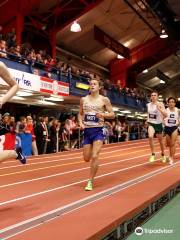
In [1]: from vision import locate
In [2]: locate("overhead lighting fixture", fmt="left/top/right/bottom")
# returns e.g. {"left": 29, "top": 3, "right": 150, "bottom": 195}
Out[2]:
{"left": 117, "top": 54, "right": 124, "bottom": 59}
{"left": 120, "top": 110, "right": 131, "bottom": 114}
{"left": 45, "top": 95, "right": 64, "bottom": 102}
{"left": 160, "top": 79, "right": 165, "bottom": 84}
{"left": 160, "top": 29, "right": 168, "bottom": 39}
{"left": 139, "top": 113, "right": 148, "bottom": 117}
{"left": 70, "top": 20, "right": 81, "bottom": 32}
{"left": 116, "top": 113, "right": 125, "bottom": 116}
{"left": 113, "top": 107, "right": 119, "bottom": 111}
{"left": 38, "top": 100, "right": 56, "bottom": 106}
{"left": 12, "top": 96, "right": 25, "bottom": 100}
{"left": 16, "top": 91, "right": 33, "bottom": 97}
{"left": 127, "top": 115, "right": 134, "bottom": 118}
{"left": 142, "top": 69, "right": 148, "bottom": 73}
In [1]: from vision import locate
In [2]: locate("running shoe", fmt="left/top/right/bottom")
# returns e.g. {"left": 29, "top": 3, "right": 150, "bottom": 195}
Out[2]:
{"left": 161, "top": 155, "right": 167, "bottom": 163}
{"left": 85, "top": 180, "right": 93, "bottom": 191}
{"left": 15, "top": 147, "right": 26, "bottom": 164}
{"left": 149, "top": 154, "right": 156, "bottom": 163}
{"left": 169, "top": 157, "right": 174, "bottom": 165}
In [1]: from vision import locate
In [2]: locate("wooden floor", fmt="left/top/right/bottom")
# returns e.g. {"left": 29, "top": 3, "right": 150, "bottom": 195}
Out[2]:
{"left": 0, "top": 139, "right": 180, "bottom": 240}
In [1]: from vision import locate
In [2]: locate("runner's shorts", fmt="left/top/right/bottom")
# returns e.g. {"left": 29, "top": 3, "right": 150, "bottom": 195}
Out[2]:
{"left": 148, "top": 122, "right": 163, "bottom": 134}
{"left": 164, "top": 126, "right": 178, "bottom": 137}
{"left": 83, "top": 127, "right": 104, "bottom": 145}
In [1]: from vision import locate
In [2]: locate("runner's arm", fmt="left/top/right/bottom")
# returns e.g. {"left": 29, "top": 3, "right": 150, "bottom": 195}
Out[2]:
{"left": 0, "top": 62, "right": 19, "bottom": 107}
{"left": 103, "top": 97, "right": 115, "bottom": 119}
{"left": 78, "top": 97, "right": 84, "bottom": 128}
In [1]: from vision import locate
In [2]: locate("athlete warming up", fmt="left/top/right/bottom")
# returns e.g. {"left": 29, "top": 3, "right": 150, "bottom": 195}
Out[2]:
{"left": 0, "top": 61, "right": 26, "bottom": 164}
{"left": 147, "top": 91, "right": 167, "bottom": 163}
{"left": 78, "top": 79, "right": 115, "bottom": 191}
{"left": 164, "top": 97, "right": 180, "bottom": 165}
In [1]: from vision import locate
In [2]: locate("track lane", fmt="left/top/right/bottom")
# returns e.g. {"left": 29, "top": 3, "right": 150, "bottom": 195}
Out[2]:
{"left": 0, "top": 140, "right": 179, "bottom": 232}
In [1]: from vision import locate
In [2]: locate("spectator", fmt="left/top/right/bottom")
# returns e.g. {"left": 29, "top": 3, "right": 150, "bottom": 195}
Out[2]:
{"left": 0, "top": 40, "right": 7, "bottom": 58}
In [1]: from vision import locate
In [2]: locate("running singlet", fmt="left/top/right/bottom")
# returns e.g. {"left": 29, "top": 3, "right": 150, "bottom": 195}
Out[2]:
{"left": 0, "top": 133, "right": 15, "bottom": 150}
{"left": 83, "top": 95, "right": 105, "bottom": 128}
{"left": 164, "top": 107, "right": 179, "bottom": 127}
{"left": 147, "top": 102, "right": 163, "bottom": 124}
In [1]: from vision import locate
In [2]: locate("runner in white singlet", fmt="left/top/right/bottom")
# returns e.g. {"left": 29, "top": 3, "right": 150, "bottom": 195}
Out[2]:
{"left": 147, "top": 91, "right": 167, "bottom": 163}
{"left": 164, "top": 97, "right": 180, "bottom": 164}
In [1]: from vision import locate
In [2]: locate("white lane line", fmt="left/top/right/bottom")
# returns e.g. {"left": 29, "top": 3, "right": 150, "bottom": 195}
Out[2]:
{"left": 0, "top": 152, "right": 179, "bottom": 206}
{"left": 2, "top": 139, "right": 149, "bottom": 164}
{"left": 0, "top": 146, "right": 161, "bottom": 177}
{"left": 1, "top": 160, "right": 179, "bottom": 240}
{"left": 0, "top": 151, "right": 153, "bottom": 188}
{"left": 0, "top": 142, "right": 156, "bottom": 170}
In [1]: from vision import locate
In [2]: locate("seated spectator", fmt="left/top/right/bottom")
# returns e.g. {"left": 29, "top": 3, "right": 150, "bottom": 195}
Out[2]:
{"left": 6, "top": 28, "right": 16, "bottom": 48}
{"left": 8, "top": 44, "right": 21, "bottom": 61}
{"left": 33, "top": 68, "right": 39, "bottom": 75}
{"left": 0, "top": 40, "right": 7, "bottom": 58}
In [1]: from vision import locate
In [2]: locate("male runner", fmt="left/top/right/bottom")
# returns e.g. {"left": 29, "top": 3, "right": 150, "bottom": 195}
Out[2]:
{"left": 147, "top": 91, "right": 167, "bottom": 163}
{"left": 164, "top": 97, "right": 180, "bottom": 164}
{"left": 78, "top": 79, "right": 115, "bottom": 191}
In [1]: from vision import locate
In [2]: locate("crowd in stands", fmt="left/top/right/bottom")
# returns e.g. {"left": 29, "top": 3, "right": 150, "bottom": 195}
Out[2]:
{"left": 0, "top": 29, "right": 150, "bottom": 102}
{"left": 0, "top": 112, "right": 148, "bottom": 157}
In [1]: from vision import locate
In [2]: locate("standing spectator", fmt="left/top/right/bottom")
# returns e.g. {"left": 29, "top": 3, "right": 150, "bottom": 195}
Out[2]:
{"left": 25, "top": 116, "right": 38, "bottom": 156}
{"left": 48, "top": 118, "right": 59, "bottom": 153}
{"left": 34, "top": 116, "right": 49, "bottom": 154}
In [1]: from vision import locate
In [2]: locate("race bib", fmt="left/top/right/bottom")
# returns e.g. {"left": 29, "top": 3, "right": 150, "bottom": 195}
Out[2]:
{"left": 168, "top": 119, "right": 176, "bottom": 124}
{"left": 84, "top": 113, "right": 98, "bottom": 123}
{"left": 149, "top": 114, "right": 157, "bottom": 119}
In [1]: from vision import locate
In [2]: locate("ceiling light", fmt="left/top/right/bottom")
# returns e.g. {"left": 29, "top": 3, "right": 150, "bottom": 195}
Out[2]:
{"left": 38, "top": 100, "right": 56, "bottom": 106}
{"left": 12, "top": 96, "right": 25, "bottom": 100}
{"left": 142, "top": 69, "right": 148, "bottom": 73}
{"left": 113, "top": 107, "right": 119, "bottom": 111}
{"left": 70, "top": 21, "right": 81, "bottom": 32}
{"left": 117, "top": 54, "right": 124, "bottom": 59}
{"left": 16, "top": 91, "right": 33, "bottom": 97}
{"left": 116, "top": 113, "right": 125, "bottom": 116}
{"left": 45, "top": 96, "right": 64, "bottom": 102}
{"left": 160, "top": 29, "right": 168, "bottom": 38}
{"left": 120, "top": 110, "right": 131, "bottom": 114}
{"left": 139, "top": 113, "right": 148, "bottom": 117}
{"left": 127, "top": 115, "right": 134, "bottom": 118}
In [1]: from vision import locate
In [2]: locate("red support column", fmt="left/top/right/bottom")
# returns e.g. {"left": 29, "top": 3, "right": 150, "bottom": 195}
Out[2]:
{"left": 109, "top": 37, "right": 172, "bottom": 87}
{"left": 50, "top": 30, "right": 57, "bottom": 59}
{"left": 16, "top": 14, "right": 24, "bottom": 45}
{"left": 110, "top": 59, "right": 130, "bottom": 87}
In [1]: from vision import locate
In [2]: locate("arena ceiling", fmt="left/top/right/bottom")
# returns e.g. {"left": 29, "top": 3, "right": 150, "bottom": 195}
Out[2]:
{"left": 0, "top": 0, "right": 180, "bottom": 100}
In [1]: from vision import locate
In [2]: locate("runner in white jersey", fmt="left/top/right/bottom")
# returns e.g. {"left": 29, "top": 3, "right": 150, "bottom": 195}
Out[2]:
{"left": 78, "top": 78, "right": 115, "bottom": 191}
{"left": 147, "top": 91, "right": 167, "bottom": 163}
{"left": 0, "top": 61, "right": 26, "bottom": 164}
{"left": 164, "top": 97, "right": 180, "bottom": 164}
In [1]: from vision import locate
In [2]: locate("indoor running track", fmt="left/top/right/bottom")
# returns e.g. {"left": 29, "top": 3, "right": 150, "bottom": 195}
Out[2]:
{"left": 0, "top": 139, "right": 180, "bottom": 240}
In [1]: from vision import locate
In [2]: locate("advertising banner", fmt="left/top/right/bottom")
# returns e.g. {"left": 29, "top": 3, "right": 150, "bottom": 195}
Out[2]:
{"left": 40, "top": 77, "right": 69, "bottom": 96}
